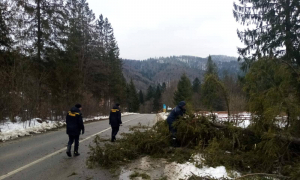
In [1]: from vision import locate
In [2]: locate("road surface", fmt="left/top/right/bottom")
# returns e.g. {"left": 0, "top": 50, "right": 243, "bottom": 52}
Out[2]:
{"left": 0, "top": 114, "right": 156, "bottom": 180}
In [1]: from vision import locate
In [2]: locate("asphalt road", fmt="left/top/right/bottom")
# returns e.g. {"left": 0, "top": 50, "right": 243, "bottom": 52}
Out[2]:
{"left": 0, "top": 114, "right": 156, "bottom": 180}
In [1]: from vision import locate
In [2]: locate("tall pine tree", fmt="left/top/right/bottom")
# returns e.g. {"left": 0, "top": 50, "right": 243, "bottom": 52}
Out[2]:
{"left": 146, "top": 85, "right": 154, "bottom": 101}
{"left": 205, "top": 55, "right": 218, "bottom": 77}
{"left": 233, "top": 0, "right": 300, "bottom": 68}
{"left": 153, "top": 85, "right": 162, "bottom": 112}
{"left": 201, "top": 56, "right": 229, "bottom": 112}
{"left": 192, "top": 78, "right": 201, "bottom": 93}
{"left": 0, "top": 2, "right": 11, "bottom": 51}
{"left": 173, "top": 74, "right": 193, "bottom": 105}
{"left": 139, "top": 90, "right": 144, "bottom": 105}
{"left": 127, "top": 80, "right": 139, "bottom": 112}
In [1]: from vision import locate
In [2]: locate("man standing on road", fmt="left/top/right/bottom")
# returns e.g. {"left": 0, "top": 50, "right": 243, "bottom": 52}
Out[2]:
{"left": 66, "top": 104, "right": 85, "bottom": 157}
{"left": 166, "top": 101, "right": 186, "bottom": 147}
{"left": 109, "top": 103, "right": 122, "bottom": 142}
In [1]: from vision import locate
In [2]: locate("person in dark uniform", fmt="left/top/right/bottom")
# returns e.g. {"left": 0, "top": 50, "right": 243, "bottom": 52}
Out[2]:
{"left": 109, "top": 103, "right": 122, "bottom": 142}
{"left": 66, "top": 104, "right": 84, "bottom": 157}
{"left": 166, "top": 101, "right": 186, "bottom": 147}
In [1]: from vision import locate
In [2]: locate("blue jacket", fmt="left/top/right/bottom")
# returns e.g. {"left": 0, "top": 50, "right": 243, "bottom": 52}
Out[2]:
{"left": 66, "top": 107, "right": 84, "bottom": 136}
{"left": 166, "top": 101, "right": 186, "bottom": 125}
{"left": 109, "top": 105, "right": 122, "bottom": 127}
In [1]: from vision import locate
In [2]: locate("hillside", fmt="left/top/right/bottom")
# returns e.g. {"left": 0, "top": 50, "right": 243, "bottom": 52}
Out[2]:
{"left": 122, "top": 55, "right": 241, "bottom": 91}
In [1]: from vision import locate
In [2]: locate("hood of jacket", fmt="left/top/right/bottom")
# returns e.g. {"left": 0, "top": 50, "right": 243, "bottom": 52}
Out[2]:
{"left": 178, "top": 101, "right": 186, "bottom": 109}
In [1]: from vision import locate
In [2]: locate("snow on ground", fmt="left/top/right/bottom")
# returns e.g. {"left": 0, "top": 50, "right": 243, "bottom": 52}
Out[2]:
{"left": 164, "top": 154, "right": 239, "bottom": 180}
{"left": 0, "top": 118, "right": 66, "bottom": 141}
{"left": 198, "top": 112, "right": 252, "bottom": 128}
{"left": 0, "top": 112, "right": 138, "bottom": 142}
{"left": 157, "top": 112, "right": 169, "bottom": 121}
{"left": 164, "top": 162, "right": 231, "bottom": 180}
{"left": 119, "top": 155, "right": 239, "bottom": 180}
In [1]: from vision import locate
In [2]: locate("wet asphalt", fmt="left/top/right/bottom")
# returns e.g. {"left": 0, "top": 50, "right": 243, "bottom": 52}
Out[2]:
{"left": 0, "top": 114, "right": 156, "bottom": 180}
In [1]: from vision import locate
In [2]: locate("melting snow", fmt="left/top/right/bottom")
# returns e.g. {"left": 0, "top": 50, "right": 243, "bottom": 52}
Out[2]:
{"left": 0, "top": 112, "right": 138, "bottom": 141}
{"left": 119, "top": 155, "right": 239, "bottom": 180}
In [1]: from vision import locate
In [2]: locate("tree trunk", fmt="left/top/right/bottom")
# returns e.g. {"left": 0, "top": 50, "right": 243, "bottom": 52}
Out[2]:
{"left": 37, "top": 0, "right": 42, "bottom": 118}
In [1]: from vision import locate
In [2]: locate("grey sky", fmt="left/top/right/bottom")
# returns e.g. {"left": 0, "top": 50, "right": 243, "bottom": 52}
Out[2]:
{"left": 87, "top": 0, "right": 243, "bottom": 60}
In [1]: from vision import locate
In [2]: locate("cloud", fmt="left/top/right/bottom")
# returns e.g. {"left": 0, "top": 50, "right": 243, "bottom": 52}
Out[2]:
{"left": 87, "top": 0, "right": 243, "bottom": 59}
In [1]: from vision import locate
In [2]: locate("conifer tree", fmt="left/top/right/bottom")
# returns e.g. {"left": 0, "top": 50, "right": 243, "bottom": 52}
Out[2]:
{"left": 201, "top": 75, "right": 229, "bottom": 113}
{"left": 16, "top": 0, "right": 67, "bottom": 62}
{"left": 104, "top": 18, "right": 125, "bottom": 103}
{"left": 244, "top": 58, "right": 300, "bottom": 130}
{"left": 127, "top": 80, "right": 139, "bottom": 112}
{"left": 201, "top": 56, "right": 225, "bottom": 112}
{"left": 192, "top": 78, "right": 201, "bottom": 93}
{"left": 233, "top": 0, "right": 300, "bottom": 68}
{"left": 205, "top": 55, "right": 218, "bottom": 77}
{"left": 139, "top": 90, "right": 144, "bottom": 105}
{"left": 0, "top": 2, "right": 11, "bottom": 50}
{"left": 146, "top": 85, "right": 154, "bottom": 101}
{"left": 173, "top": 74, "right": 193, "bottom": 105}
{"left": 0, "top": 0, "right": 129, "bottom": 120}
{"left": 13, "top": 0, "right": 69, "bottom": 117}
{"left": 153, "top": 85, "right": 162, "bottom": 112}
{"left": 47, "top": 0, "right": 94, "bottom": 108}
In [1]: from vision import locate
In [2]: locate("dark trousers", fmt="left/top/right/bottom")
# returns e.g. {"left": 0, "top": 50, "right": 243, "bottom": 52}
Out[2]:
{"left": 168, "top": 122, "right": 177, "bottom": 138}
{"left": 168, "top": 122, "right": 179, "bottom": 147}
{"left": 111, "top": 126, "right": 120, "bottom": 141}
{"left": 68, "top": 135, "right": 79, "bottom": 152}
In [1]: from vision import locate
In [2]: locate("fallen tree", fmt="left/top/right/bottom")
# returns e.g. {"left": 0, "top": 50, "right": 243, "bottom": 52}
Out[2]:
{"left": 87, "top": 115, "right": 300, "bottom": 179}
{"left": 210, "top": 121, "right": 300, "bottom": 145}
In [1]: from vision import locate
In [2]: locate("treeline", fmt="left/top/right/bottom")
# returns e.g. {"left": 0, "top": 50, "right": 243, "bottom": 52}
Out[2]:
{"left": 137, "top": 55, "right": 246, "bottom": 114}
{"left": 122, "top": 55, "right": 241, "bottom": 92}
{"left": 0, "top": 0, "right": 140, "bottom": 122}
{"left": 138, "top": 82, "right": 166, "bottom": 113}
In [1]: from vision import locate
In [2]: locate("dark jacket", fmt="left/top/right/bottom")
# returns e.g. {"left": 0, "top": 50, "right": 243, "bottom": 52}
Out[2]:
{"left": 166, "top": 101, "right": 186, "bottom": 125}
{"left": 66, "top": 107, "right": 84, "bottom": 136}
{"left": 109, "top": 105, "right": 122, "bottom": 127}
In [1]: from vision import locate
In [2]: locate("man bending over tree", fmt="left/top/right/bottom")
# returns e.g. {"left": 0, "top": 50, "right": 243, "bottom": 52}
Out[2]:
{"left": 166, "top": 101, "right": 186, "bottom": 147}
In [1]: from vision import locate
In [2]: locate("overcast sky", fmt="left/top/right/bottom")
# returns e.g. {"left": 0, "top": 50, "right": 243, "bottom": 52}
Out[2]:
{"left": 87, "top": 0, "right": 243, "bottom": 60}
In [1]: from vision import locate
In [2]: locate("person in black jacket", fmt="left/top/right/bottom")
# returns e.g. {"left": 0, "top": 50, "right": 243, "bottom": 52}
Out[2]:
{"left": 66, "top": 104, "right": 85, "bottom": 157}
{"left": 109, "top": 103, "right": 122, "bottom": 142}
{"left": 166, "top": 101, "right": 186, "bottom": 147}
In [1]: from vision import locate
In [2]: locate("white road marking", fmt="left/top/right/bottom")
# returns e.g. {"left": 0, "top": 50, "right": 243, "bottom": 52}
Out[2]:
{"left": 0, "top": 115, "right": 146, "bottom": 180}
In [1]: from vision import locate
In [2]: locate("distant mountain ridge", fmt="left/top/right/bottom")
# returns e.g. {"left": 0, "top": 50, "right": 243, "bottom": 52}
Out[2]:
{"left": 122, "top": 55, "right": 241, "bottom": 91}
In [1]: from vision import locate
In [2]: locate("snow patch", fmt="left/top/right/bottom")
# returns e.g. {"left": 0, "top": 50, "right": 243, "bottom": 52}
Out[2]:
{"left": 198, "top": 112, "right": 252, "bottom": 128}
{"left": 157, "top": 112, "right": 169, "bottom": 121}
{"left": 119, "top": 155, "right": 239, "bottom": 180}
{"left": 164, "top": 154, "right": 239, "bottom": 179}
{"left": 0, "top": 112, "right": 139, "bottom": 142}
{"left": 164, "top": 162, "right": 230, "bottom": 179}
{"left": 0, "top": 119, "right": 66, "bottom": 141}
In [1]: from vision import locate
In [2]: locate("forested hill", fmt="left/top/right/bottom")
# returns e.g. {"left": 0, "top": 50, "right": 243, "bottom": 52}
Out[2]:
{"left": 122, "top": 55, "right": 241, "bottom": 91}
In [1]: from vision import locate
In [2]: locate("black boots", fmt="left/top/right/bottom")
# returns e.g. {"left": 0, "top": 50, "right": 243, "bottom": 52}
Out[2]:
{"left": 111, "top": 136, "right": 116, "bottom": 142}
{"left": 67, "top": 144, "right": 80, "bottom": 157}
{"left": 66, "top": 144, "right": 72, "bottom": 157}
{"left": 74, "top": 151, "right": 80, "bottom": 156}
{"left": 74, "top": 146, "right": 80, "bottom": 156}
